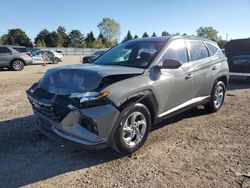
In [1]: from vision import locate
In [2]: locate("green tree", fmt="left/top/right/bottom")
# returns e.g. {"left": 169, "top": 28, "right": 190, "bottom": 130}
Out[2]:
{"left": 35, "top": 29, "right": 50, "bottom": 47}
{"left": 142, "top": 32, "right": 149, "bottom": 38}
{"left": 35, "top": 39, "right": 46, "bottom": 47}
{"left": 152, "top": 32, "right": 157, "bottom": 37}
{"left": 97, "top": 17, "right": 121, "bottom": 43}
{"left": 85, "top": 31, "right": 96, "bottom": 48}
{"left": 196, "top": 26, "right": 219, "bottom": 41}
{"left": 1, "top": 28, "right": 32, "bottom": 47}
{"left": 123, "top": 30, "right": 133, "bottom": 42}
{"left": 57, "top": 26, "right": 70, "bottom": 47}
{"left": 68, "top": 30, "right": 84, "bottom": 47}
{"left": 162, "top": 31, "right": 170, "bottom": 36}
{"left": 47, "top": 31, "right": 63, "bottom": 47}
{"left": 217, "top": 39, "right": 227, "bottom": 49}
{"left": 134, "top": 34, "right": 138, "bottom": 39}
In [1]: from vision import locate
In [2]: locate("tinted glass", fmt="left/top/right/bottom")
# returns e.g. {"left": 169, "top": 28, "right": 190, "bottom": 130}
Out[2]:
{"left": 206, "top": 43, "right": 218, "bottom": 56}
{"left": 163, "top": 39, "right": 188, "bottom": 63}
{"left": 35, "top": 51, "right": 44, "bottom": 56}
{"left": 189, "top": 41, "right": 209, "bottom": 61}
{"left": 94, "top": 41, "right": 164, "bottom": 68}
{"left": 13, "top": 47, "right": 28, "bottom": 53}
{"left": 0, "top": 47, "right": 11, "bottom": 53}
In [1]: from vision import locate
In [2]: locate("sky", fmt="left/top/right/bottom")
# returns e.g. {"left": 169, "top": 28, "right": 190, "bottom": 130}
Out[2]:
{"left": 1, "top": 0, "right": 250, "bottom": 42}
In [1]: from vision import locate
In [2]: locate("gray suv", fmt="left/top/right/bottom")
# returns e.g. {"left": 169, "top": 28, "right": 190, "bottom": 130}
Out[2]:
{"left": 0, "top": 45, "right": 33, "bottom": 71}
{"left": 27, "top": 36, "right": 229, "bottom": 154}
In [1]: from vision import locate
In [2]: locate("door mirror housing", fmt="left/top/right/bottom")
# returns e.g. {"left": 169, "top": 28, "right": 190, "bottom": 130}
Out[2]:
{"left": 161, "top": 59, "right": 182, "bottom": 69}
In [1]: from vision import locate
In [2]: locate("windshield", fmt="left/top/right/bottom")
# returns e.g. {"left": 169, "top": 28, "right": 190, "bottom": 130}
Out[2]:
{"left": 94, "top": 40, "right": 164, "bottom": 68}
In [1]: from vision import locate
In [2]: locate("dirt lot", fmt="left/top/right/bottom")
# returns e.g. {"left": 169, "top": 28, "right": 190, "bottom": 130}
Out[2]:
{"left": 0, "top": 56, "right": 249, "bottom": 188}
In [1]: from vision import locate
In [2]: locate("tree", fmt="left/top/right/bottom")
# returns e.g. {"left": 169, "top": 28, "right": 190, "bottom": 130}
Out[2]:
{"left": 35, "top": 39, "right": 46, "bottom": 47}
{"left": 57, "top": 26, "right": 70, "bottom": 47}
{"left": 68, "top": 30, "right": 84, "bottom": 47}
{"left": 142, "top": 32, "right": 149, "bottom": 38}
{"left": 1, "top": 28, "right": 32, "bottom": 47}
{"left": 35, "top": 29, "right": 50, "bottom": 47}
{"left": 152, "top": 32, "right": 157, "bottom": 37}
{"left": 47, "top": 31, "right": 63, "bottom": 47}
{"left": 134, "top": 34, "right": 138, "bottom": 39}
{"left": 123, "top": 30, "right": 133, "bottom": 42}
{"left": 217, "top": 39, "right": 227, "bottom": 49}
{"left": 196, "top": 26, "right": 219, "bottom": 41}
{"left": 97, "top": 17, "right": 121, "bottom": 43}
{"left": 162, "top": 31, "right": 170, "bottom": 36}
{"left": 85, "top": 31, "right": 96, "bottom": 48}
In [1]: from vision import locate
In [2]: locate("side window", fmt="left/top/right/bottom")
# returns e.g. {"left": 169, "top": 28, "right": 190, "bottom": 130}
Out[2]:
{"left": 163, "top": 39, "right": 188, "bottom": 63}
{"left": 189, "top": 41, "right": 209, "bottom": 61}
{"left": 0, "top": 47, "right": 11, "bottom": 54}
{"left": 35, "top": 51, "right": 44, "bottom": 56}
{"left": 206, "top": 43, "right": 219, "bottom": 56}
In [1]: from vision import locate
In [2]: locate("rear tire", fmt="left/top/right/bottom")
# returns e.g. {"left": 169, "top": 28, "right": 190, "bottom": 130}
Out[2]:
{"left": 112, "top": 103, "right": 151, "bottom": 154}
{"left": 11, "top": 60, "right": 24, "bottom": 71}
{"left": 204, "top": 81, "right": 225, "bottom": 113}
{"left": 52, "top": 58, "right": 59, "bottom": 64}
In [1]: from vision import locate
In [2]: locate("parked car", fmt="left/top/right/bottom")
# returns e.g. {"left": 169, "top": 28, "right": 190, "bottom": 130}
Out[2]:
{"left": 56, "top": 50, "right": 64, "bottom": 56}
{"left": 11, "top": 46, "right": 32, "bottom": 57}
{"left": 32, "top": 50, "right": 63, "bottom": 64}
{"left": 27, "top": 36, "right": 229, "bottom": 154}
{"left": 0, "top": 45, "right": 33, "bottom": 71}
{"left": 225, "top": 38, "right": 250, "bottom": 77}
{"left": 82, "top": 50, "right": 106, "bottom": 63}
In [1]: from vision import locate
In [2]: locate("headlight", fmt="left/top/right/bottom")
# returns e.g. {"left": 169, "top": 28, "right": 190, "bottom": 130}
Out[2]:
{"left": 69, "top": 91, "right": 109, "bottom": 103}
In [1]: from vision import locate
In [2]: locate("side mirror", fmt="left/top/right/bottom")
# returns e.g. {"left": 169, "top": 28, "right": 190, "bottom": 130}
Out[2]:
{"left": 161, "top": 59, "right": 182, "bottom": 69}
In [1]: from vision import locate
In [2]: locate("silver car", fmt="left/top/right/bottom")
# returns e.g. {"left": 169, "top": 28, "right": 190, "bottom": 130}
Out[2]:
{"left": 32, "top": 50, "right": 63, "bottom": 64}
{"left": 0, "top": 45, "right": 33, "bottom": 71}
{"left": 27, "top": 36, "right": 229, "bottom": 154}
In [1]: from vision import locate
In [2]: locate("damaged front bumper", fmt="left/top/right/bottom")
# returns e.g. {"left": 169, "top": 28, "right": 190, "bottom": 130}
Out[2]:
{"left": 26, "top": 90, "right": 120, "bottom": 149}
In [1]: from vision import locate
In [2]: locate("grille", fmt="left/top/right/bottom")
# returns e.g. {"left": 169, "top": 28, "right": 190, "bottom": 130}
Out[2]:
{"left": 30, "top": 99, "right": 61, "bottom": 122}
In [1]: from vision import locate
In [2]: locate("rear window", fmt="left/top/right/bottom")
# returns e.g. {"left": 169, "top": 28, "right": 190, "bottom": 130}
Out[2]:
{"left": 13, "top": 47, "right": 28, "bottom": 53}
{"left": 0, "top": 47, "right": 11, "bottom": 53}
{"left": 189, "top": 41, "right": 209, "bottom": 61}
{"left": 206, "top": 43, "right": 219, "bottom": 56}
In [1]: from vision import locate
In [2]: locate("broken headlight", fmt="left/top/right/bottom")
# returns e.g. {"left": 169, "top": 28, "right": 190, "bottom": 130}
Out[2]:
{"left": 69, "top": 91, "right": 109, "bottom": 103}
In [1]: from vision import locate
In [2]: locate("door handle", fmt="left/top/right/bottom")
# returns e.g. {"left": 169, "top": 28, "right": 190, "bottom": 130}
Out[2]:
{"left": 212, "top": 66, "right": 218, "bottom": 70}
{"left": 185, "top": 74, "right": 192, "bottom": 80}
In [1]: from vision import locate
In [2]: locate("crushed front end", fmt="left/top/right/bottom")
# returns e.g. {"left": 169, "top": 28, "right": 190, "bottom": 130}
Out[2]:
{"left": 26, "top": 67, "right": 120, "bottom": 149}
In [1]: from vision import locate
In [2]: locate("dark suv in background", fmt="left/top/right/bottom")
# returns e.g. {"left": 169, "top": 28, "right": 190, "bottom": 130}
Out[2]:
{"left": 0, "top": 45, "right": 33, "bottom": 71}
{"left": 225, "top": 38, "right": 250, "bottom": 77}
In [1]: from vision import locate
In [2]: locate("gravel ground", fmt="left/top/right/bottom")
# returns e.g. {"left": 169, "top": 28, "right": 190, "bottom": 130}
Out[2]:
{"left": 0, "top": 56, "right": 249, "bottom": 188}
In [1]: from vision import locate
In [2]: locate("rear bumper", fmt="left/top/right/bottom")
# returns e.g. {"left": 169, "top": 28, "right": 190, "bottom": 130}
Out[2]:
{"left": 25, "top": 58, "right": 33, "bottom": 65}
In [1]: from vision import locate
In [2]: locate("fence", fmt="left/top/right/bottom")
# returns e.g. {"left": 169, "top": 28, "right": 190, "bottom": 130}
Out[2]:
{"left": 32, "top": 47, "right": 107, "bottom": 56}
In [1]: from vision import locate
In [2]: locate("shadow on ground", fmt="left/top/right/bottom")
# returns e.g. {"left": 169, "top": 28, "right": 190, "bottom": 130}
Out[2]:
{"left": 0, "top": 116, "right": 122, "bottom": 187}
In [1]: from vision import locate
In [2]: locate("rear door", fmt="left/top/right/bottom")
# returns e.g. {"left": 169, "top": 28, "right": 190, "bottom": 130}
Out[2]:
{"left": 186, "top": 40, "right": 215, "bottom": 97}
{"left": 0, "top": 47, "right": 12, "bottom": 67}
{"left": 32, "top": 51, "right": 44, "bottom": 64}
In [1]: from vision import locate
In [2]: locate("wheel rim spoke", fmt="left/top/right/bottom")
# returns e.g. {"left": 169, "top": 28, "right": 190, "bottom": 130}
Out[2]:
{"left": 122, "top": 111, "right": 147, "bottom": 148}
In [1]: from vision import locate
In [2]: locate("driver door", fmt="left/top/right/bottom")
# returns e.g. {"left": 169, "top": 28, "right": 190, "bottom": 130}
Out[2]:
{"left": 157, "top": 39, "right": 195, "bottom": 116}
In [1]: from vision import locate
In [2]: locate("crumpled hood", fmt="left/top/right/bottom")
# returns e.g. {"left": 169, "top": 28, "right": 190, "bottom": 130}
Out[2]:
{"left": 38, "top": 64, "right": 144, "bottom": 95}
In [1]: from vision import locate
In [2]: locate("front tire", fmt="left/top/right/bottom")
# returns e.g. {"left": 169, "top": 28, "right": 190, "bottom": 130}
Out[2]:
{"left": 112, "top": 103, "right": 151, "bottom": 154}
{"left": 205, "top": 81, "right": 225, "bottom": 113}
{"left": 11, "top": 60, "right": 24, "bottom": 71}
